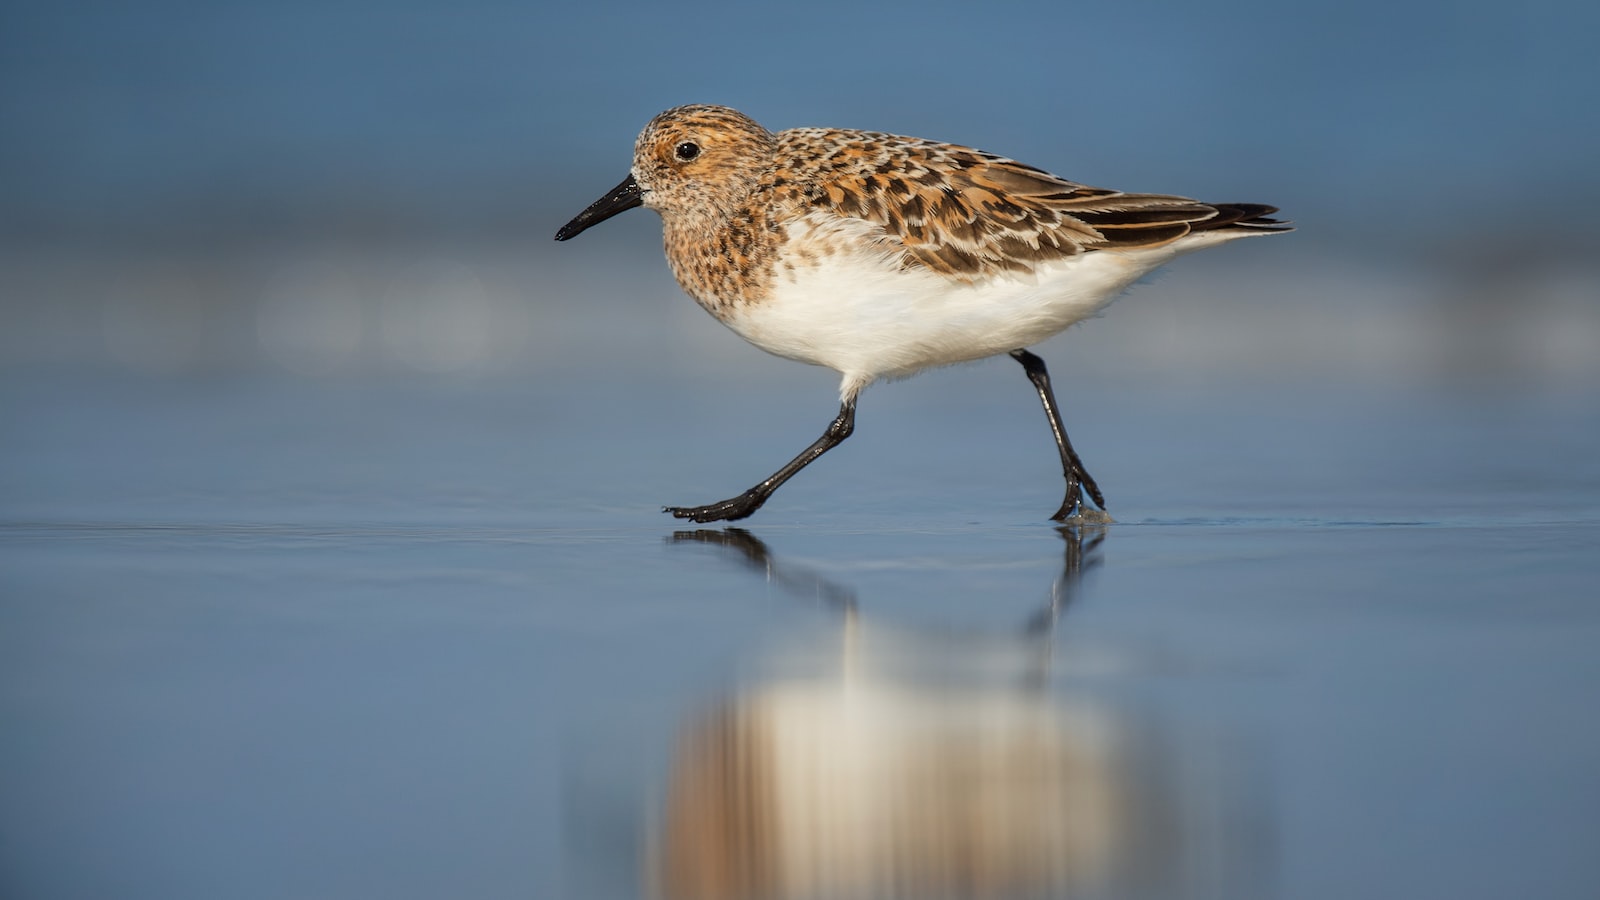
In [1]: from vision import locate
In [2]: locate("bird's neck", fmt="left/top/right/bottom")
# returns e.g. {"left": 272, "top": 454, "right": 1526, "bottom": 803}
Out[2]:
{"left": 662, "top": 199, "right": 783, "bottom": 316}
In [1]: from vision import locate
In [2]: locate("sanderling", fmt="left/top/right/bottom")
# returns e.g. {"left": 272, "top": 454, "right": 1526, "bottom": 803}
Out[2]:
{"left": 556, "top": 104, "right": 1290, "bottom": 523}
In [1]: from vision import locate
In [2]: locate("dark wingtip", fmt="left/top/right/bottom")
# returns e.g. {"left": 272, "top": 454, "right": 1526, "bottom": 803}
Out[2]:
{"left": 1204, "top": 202, "right": 1295, "bottom": 233}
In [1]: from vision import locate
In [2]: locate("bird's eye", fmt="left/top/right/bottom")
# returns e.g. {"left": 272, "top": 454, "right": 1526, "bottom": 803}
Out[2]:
{"left": 674, "top": 141, "right": 700, "bottom": 161}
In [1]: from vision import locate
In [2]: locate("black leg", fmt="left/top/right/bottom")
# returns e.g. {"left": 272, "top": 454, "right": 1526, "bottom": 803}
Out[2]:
{"left": 1010, "top": 349, "right": 1106, "bottom": 521}
{"left": 665, "top": 399, "right": 856, "bottom": 523}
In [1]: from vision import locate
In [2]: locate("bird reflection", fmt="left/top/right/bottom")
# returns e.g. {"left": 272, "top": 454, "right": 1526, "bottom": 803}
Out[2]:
{"left": 652, "top": 526, "right": 1162, "bottom": 900}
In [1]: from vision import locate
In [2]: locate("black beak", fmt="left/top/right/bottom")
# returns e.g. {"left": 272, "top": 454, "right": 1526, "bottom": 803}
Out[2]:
{"left": 554, "top": 174, "right": 644, "bottom": 241}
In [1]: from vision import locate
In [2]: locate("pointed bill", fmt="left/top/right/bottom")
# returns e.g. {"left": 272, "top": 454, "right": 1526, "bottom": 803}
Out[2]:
{"left": 555, "top": 174, "right": 644, "bottom": 241}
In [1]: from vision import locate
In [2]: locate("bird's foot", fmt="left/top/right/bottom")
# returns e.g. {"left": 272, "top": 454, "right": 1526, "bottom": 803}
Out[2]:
{"left": 1049, "top": 493, "right": 1082, "bottom": 522}
{"left": 664, "top": 490, "right": 766, "bottom": 523}
{"left": 1056, "top": 505, "right": 1116, "bottom": 525}
{"left": 1049, "top": 474, "right": 1112, "bottom": 524}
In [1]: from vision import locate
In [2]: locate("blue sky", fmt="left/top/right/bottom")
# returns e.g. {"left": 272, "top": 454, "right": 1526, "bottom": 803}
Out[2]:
{"left": 2, "top": 0, "right": 1597, "bottom": 245}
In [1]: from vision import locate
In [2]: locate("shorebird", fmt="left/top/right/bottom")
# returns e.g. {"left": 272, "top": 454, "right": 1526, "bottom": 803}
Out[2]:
{"left": 556, "top": 105, "right": 1290, "bottom": 523}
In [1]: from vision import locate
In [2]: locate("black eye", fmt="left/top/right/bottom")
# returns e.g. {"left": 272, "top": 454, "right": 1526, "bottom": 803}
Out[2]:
{"left": 674, "top": 141, "right": 700, "bottom": 161}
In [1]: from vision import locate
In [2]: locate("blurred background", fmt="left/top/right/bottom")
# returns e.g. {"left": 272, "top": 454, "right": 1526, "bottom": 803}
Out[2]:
{"left": 2, "top": 0, "right": 1597, "bottom": 384}
{"left": 4, "top": 3, "right": 1600, "bottom": 900}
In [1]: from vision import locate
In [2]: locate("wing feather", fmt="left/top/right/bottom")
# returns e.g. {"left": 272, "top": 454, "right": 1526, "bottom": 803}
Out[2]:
{"left": 775, "top": 128, "right": 1290, "bottom": 281}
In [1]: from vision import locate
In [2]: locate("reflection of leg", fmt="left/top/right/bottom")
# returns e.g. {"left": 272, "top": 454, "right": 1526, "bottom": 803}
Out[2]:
{"left": 1023, "top": 524, "right": 1108, "bottom": 687}
{"left": 665, "top": 400, "right": 856, "bottom": 523}
{"left": 1026, "top": 524, "right": 1108, "bottom": 636}
{"left": 1010, "top": 349, "right": 1106, "bottom": 521}
{"left": 670, "top": 528, "right": 857, "bottom": 612}
{"left": 670, "top": 527, "right": 774, "bottom": 568}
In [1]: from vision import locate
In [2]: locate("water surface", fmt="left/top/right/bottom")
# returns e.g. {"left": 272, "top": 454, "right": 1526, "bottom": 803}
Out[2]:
{"left": 2, "top": 373, "right": 1597, "bottom": 899}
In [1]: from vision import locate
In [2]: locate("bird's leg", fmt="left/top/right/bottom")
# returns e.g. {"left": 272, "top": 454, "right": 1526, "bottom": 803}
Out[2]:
{"left": 665, "top": 398, "right": 857, "bottom": 523}
{"left": 1010, "top": 349, "right": 1106, "bottom": 521}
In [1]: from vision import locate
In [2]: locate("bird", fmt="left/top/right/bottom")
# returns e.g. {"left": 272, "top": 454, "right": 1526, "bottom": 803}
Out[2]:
{"left": 555, "top": 104, "right": 1290, "bottom": 523}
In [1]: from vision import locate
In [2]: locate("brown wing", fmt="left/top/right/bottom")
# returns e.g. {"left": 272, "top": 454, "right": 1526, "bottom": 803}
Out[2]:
{"left": 776, "top": 128, "right": 1289, "bottom": 280}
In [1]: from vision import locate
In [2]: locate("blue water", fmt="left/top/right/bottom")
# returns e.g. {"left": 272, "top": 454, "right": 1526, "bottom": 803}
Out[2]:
{"left": 3, "top": 372, "right": 1598, "bottom": 899}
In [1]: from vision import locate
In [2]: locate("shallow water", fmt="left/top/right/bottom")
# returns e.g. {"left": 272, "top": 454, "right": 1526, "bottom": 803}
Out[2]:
{"left": 2, "top": 372, "right": 1598, "bottom": 899}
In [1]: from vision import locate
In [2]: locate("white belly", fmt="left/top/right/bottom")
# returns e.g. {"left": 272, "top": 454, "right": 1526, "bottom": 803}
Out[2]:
{"left": 724, "top": 242, "right": 1172, "bottom": 398}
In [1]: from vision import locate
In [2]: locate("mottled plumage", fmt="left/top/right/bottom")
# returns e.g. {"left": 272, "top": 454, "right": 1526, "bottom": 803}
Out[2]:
{"left": 556, "top": 104, "right": 1291, "bottom": 523}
